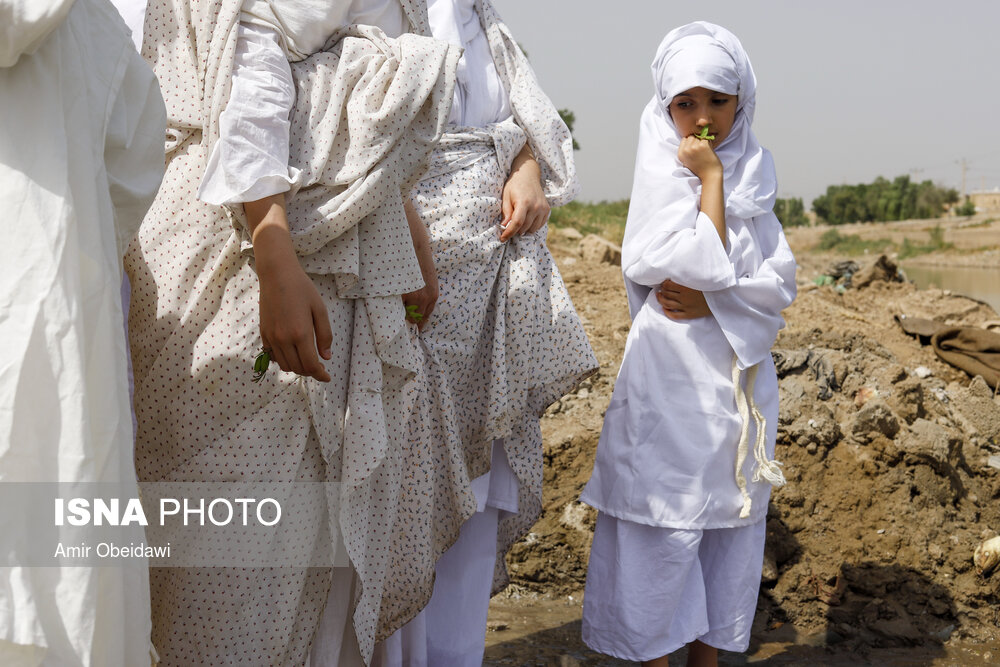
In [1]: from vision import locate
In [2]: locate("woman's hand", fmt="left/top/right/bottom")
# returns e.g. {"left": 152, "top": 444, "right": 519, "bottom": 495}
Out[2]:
{"left": 500, "top": 143, "right": 549, "bottom": 242}
{"left": 402, "top": 198, "right": 438, "bottom": 329}
{"left": 657, "top": 279, "right": 711, "bottom": 320}
{"left": 245, "top": 195, "right": 332, "bottom": 382}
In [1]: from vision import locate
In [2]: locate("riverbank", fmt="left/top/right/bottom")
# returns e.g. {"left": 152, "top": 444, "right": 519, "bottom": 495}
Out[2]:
{"left": 485, "top": 211, "right": 1000, "bottom": 665}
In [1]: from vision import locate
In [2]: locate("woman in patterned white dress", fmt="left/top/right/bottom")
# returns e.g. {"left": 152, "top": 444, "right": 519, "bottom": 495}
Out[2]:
{"left": 127, "top": 0, "right": 458, "bottom": 663}
{"left": 372, "top": 2, "right": 598, "bottom": 665}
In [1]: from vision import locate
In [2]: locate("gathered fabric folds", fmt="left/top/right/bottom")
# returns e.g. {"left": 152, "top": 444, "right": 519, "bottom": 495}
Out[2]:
{"left": 377, "top": 119, "right": 598, "bottom": 635}
{"left": 128, "top": 0, "right": 458, "bottom": 663}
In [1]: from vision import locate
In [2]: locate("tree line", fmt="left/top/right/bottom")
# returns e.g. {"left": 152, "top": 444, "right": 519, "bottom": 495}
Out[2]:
{"left": 774, "top": 175, "right": 961, "bottom": 227}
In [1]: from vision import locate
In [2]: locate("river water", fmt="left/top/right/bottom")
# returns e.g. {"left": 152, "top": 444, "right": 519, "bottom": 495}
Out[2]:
{"left": 902, "top": 264, "right": 1000, "bottom": 314}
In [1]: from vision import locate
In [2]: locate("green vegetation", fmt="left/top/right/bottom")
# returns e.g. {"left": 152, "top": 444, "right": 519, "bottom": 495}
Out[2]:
{"left": 898, "top": 225, "right": 954, "bottom": 259}
{"left": 812, "top": 175, "right": 959, "bottom": 225}
{"left": 954, "top": 198, "right": 977, "bottom": 217}
{"left": 558, "top": 109, "right": 580, "bottom": 150}
{"left": 549, "top": 199, "right": 629, "bottom": 243}
{"left": 774, "top": 197, "right": 809, "bottom": 227}
{"left": 816, "top": 229, "right": 892, "bottom": 255}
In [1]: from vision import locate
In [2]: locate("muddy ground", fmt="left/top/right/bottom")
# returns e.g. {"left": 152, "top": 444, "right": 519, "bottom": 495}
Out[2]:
{"left": 485, "top": 222, "right": 1000, "bottom": 666}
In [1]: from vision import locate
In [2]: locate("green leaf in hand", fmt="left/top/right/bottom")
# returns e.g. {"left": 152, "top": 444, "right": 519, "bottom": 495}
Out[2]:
{"left": 252, "top": 348, "right": 271, "bottom": 383}
{"left": 696, "top": 126, "right": 716, "bottom": 141}
{"left": 405, "top": 304, "right": 424, "bottom": 322}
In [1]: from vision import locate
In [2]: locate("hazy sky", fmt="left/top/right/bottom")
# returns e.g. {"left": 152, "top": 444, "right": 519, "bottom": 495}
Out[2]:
{"left": 499, "top": 1, "right": 1000, "bottom": 205}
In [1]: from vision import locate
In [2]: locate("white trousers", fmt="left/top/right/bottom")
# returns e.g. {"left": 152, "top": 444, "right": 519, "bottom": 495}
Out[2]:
{"left": 373, "top": 441, "right": 517, "bottom": 667}
{"left": 308, "top": 567, "right": 364, "bottom": 667}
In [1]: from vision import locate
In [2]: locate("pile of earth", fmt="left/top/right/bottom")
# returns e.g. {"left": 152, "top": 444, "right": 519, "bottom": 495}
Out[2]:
{"left": 503, "top": 230, "right": 1000, "bottom": 652}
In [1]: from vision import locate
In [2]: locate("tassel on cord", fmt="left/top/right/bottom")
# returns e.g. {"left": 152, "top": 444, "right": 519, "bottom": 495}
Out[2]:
{"left": 732, "top": 355, "right": 787, "bottom": 520}
{"left": 732, "top": 357, "right": 754, "bottom": 519}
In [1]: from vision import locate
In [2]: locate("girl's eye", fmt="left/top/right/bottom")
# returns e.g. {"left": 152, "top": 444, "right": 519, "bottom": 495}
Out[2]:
{"left": 712, "top": 98, "right": 732, "bottom": 106}
{"left": 674, "top": 101, "right": 692, "bottom": 109}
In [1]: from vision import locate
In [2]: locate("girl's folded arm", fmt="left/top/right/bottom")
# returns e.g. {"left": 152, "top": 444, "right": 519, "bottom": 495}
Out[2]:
{"left": 623, "top": 206, "right": 738, "bottom": 292}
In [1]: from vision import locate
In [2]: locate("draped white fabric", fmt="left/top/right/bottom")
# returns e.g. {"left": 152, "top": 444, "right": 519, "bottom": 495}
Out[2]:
{"left": 427, "top": 0, "right": 510, "bottom": 127}
{"left": 0, "top": 0, "right": 165, "bottom": 664}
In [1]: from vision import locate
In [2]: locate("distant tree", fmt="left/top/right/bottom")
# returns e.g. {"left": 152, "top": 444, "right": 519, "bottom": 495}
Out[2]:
{"left": 955, "top": 198, "right": 976, "bottom": 216}
{"left": 558, "top": 108, "right": 580, "bottom": 150}
{"left": 811, "top": 175, "right": 959, "bottom": 225}
{"left": 774, "top": 197, "right": 808, "bottom": 227}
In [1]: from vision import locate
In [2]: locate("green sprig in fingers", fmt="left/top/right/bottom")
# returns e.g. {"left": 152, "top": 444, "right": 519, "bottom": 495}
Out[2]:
{"left": 696, "top": 126, "right": 716, "bottom": 141}
{"left": 252, "top": 348, "right": 271, "bottom": 383}
{"left": 405, "top": 304, "right": 424, "bottom": 323}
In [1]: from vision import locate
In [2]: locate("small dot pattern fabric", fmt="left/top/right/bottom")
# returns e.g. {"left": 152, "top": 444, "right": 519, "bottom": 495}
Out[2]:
{"left": 129, "top": 0, "right": 458, "bottom": 663}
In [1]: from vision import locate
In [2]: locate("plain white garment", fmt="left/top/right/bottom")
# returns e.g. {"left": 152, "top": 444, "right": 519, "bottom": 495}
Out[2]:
{"left": 201, "top": 0, "right": 513, "bottom": 205}
{"left": 373, "top": 506, "right": 501, "bottom": 667}
{"left": 243, "top": 0, "right": 408, "bottom": 61}
{"left": 108, "top": 0, "right": 146, "bottom": 49}
{"left": 199, "top": 0, "right": 408, "bottom": 205}
{"left": 308, "top": 567, "right": 365, "bottom": 667}
{"left": 427, "top": 0, "right": 510, "bottom": 127}
{"left": 375, "top": 442, "right": 516, "bottom": 667}
{"left": 582, "top": 513, "right": 766, "bottom": 661}
{"left": 0, "top": 0, "right": 166, "bottom": 665}
{"left": 198, "top": 22, "right": 301, "bottom": 205}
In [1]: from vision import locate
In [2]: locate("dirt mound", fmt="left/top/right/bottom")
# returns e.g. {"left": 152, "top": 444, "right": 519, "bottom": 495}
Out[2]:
{"left": 506, "top": 236, "right": 1000, "bottom": 650}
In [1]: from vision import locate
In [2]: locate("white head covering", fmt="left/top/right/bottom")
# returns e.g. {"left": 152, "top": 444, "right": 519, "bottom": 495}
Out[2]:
{"left": 621, "top": 21, "right": 776, "bottom": 317}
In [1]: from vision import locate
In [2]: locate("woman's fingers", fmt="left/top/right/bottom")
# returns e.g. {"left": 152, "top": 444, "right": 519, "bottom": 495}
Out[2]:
{"left": 312, "top": 302, "right": 333, "bottom": 361}
{"left": 295, "top": 339, "right": 330, "bottom": 382}
{"left": 500, "top": 205, "right": 526, "bottom": 241}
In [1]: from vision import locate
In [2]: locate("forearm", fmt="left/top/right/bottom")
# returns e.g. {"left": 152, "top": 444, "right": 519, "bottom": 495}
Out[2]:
{"left": 244, "top": 194, "right": 298, "bottom": 278}
{"left": 404, "top": 198, "right": 436, "bottom": 283}
{"left": 508, "top": 142, "right": 541, "bottom": 183}
{"left": 700, "top": 172, "right": 726, "bottom": 248}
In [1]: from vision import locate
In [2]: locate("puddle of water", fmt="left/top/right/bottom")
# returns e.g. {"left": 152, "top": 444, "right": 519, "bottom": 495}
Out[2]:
{"left": 902, "top": 264, "right": 1000, "bottom": 314}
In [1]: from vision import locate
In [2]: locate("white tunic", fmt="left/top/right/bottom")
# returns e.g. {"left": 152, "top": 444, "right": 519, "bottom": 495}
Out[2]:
{"left": 580, "top": 210, "right": 796, "bottom": 528}
{"left": 0, "top": 0, "right": 166, "bottom": 664}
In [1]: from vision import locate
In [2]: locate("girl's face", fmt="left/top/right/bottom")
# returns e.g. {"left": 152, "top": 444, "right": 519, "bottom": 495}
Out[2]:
{"left": 667, "top": 86, "right": 738, "bottom": 144}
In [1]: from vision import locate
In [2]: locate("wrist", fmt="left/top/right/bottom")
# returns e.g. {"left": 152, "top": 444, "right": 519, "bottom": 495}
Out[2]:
{"left": 252, "top": 225, "right": 299, "bottom": 278}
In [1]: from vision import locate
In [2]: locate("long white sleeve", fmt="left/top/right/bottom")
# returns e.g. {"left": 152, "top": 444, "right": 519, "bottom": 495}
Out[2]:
{"left": 198, "top": 22, "right": 298, "bottom": 206}
{"left": 704, "top": 213, "right": 797, "bottom": 368}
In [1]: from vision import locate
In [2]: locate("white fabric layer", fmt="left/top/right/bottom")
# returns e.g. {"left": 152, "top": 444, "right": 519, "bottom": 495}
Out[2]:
{"left": 469, "top": 439, "right": 519, "bottom": 514}
{"left": 202, "top": 0, "right": 512, "bottom": 205}
{"left": 374, "top": 506, "right": 501, "bottom": 667}
{"left": 243, "top": 0, "right": 408, "bottom": 61}
{"left": 198, "top": 22, "right": 301, "bottom": 205}
{"left": 109, "top": 0, "right": 147, "bottom": 49}
{"left": 0, "top": 0, "right": 166, "bottom": 664}
{"left": 582, "top": 513, "right": 765, "bottom": 661}
{"left": 307, "top": 567, "right": 365, "bottom": 667}
{"left": 0, "top": 0, "right": 74, "bottom": 67}
{"left": 581, "top": 21, "right": 796, "bottom": 528}
{"left": 200, "top": 0, "right": 409, "bottom": 205}
{"left": 427, "top": 0, "right": 510, "bottom": 127}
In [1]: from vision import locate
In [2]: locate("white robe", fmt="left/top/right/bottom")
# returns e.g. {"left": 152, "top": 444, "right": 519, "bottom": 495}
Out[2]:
{"left": 0, "top": 0, "right": 166, "bottom": 664}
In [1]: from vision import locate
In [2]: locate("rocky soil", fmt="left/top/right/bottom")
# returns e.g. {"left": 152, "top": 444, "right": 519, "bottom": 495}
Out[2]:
{"left": 488, "top": 226, "right": 1000, "bottom": 664}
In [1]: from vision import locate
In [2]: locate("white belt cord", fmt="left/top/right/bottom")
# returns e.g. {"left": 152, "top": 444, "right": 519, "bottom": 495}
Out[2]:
{"left": 732, "top": 356, "right": 786, "bottom": 519}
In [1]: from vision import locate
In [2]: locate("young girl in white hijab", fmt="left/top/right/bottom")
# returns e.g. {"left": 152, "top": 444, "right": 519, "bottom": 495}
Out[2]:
{"left": 580, "top": 22, "right": 796, "bottom": 666}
